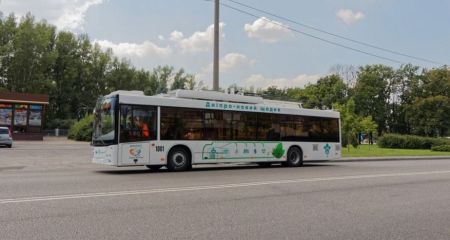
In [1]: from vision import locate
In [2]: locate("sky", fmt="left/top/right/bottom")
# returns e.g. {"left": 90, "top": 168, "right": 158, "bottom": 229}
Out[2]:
{"left": 1, "top": 0, "right": 449, "bottom": 89}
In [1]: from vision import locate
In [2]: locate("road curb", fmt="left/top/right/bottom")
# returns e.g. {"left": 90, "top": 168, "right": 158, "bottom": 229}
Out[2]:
{"left": 323, "top": 156, "right": 450, "bottom": 163}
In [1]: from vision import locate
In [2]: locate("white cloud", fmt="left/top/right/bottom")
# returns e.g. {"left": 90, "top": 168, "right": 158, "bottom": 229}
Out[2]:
{"left": 169, "top": 31, "right": 184, "bottom": 41}
{"left": 0, "top": 0, "right": 106, "bottom": 31}
{"left": 171, "top": 23, "right": 225, "bottom": 53}
{"left": 337, "top": 9, "right": 365, "bottom": 25}
{"left": 94, "top": 39, "right": 172, "bottom": 58}
{"left": 244, "top": 74, "right": 321, "bottom": 89}
{"left": 219, "top": 53, "right": 254, "bottom": 72}
{"left": 244, "top": 17, "right": 292, "bottom": 43}
{"left": 196, "top": 53, "right": 254, "bottom": 83}
{"left": 54, "top": 0, "right": 105, "bottom": 30}
{"left": 93, "top": 22, "right": 227, "bottom": 63}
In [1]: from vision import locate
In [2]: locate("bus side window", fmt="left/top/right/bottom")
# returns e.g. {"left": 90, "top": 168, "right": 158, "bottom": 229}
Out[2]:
{"left": 161, "top": 107, "right": 204, "bottom": 140}
{"left": 257, "top": 113, "right": 280, "bottom": 141}
{"left": 232, "top": 112, "right": 256, "bottom": 141}
{"left": 204, "top": 111, "right": 219, "bottom": 140}
{"left": 120, "top": 105, "right": 157, "bottom": 143}
{"left": 309, "top": 117, "right": 323, "bottom": 142}
{"left": 321, "top": 118, "right": 339, "bottom": 142}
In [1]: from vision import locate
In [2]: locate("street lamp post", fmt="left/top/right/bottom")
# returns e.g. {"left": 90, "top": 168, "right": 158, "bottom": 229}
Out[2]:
{"left": 213, "top": 0, "right": 220, "bottom": 91}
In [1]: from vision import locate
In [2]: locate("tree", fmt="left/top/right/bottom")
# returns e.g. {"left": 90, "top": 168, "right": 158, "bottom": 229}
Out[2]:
{"left": 352, "top": 64, "right": 394, "bottom": 135}
{"left": 104, "top": 57, "right": 137, "bottom": 92}
{"left": 333, "top": 99, "right": 377, "bottom": 150}
{"left": 260, "top": 86, "right": 288, "bottom": 100}
{"left": 88, "top": 44, "right": 112, "bottom": 100}
{"left": 388, "top": 64, "right": 422, "bottom": 134}
{"left": 152, "top": 65, "right": 172, "bottom": 94}
{"left": 406, "top": 96, "right": 450, "bottom": 137}
{"left": 0, "top": 14, "right": 17, "bottom": 90}
{"left": 360, "top": 116, "right": 378, "bottom": 148}
{"left": 329, "top": 64, "right": 358, "bottom": 87}
{"left": 333, "top": 99, "right": 360, "bottom": 149}
{"left": 170, "top": 68, "right": 186, "bottom": 90}
{"left": 300, "top": 74, "right": 347, "bottom": 109}
{"left": 186, "top": 75, "right": 196, "bottom": 90}
{"left": 403, "top": 67, "right": 450, "bottom": 137}
{"left": 170, "top": 68, "right": 196, "bottom": 90}
{"left": 0, "top": 12, "right": 200, "bottom": 128}
{"left": 421, "top": 67, "right": 450, "bottom": 98}
{"left": 5, "top": 14, "right": 56, "bottom": 93}
{"left": 51, "top": 31, "right": 79, "bottom": 119}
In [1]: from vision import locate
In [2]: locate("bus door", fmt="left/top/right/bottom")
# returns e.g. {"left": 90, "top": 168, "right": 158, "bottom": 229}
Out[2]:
{"left": 119, "top": 104, "right": 157, "bottom": 165}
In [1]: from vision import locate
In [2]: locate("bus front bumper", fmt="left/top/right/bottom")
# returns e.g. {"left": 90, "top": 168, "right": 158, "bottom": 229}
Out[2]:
{"left": 92, "top": 145, "right": 118, "bottom": 166}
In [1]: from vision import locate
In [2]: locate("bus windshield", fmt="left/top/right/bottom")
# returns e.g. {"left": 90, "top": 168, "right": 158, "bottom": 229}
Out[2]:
{"left": 92, "top": 96, "right": 116, "bottom": 146}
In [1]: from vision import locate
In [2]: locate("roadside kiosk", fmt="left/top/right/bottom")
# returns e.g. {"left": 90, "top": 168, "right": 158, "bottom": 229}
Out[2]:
{"left": 0, "top": 92, "right": 49, "bottom": 140}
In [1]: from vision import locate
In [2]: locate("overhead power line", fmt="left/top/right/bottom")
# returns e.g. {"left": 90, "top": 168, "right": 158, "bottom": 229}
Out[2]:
{"left": 218, "top": 2, "right": 403, "bottom": 64}
{"left": 229, "top": 1, "right": 443, "bottom": 65}
{"left": 226, "top": 0, "right": 443, "bottom": 65}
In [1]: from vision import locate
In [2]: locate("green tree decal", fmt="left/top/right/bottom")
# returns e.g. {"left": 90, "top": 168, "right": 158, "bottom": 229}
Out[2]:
{"left": 272, "top": 143, "right": 285, "bottom": 158}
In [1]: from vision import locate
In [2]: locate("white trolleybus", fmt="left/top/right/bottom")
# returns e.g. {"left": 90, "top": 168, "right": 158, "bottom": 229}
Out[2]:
{"left": 92, "top": 90, "right": 341, "bottom": 171}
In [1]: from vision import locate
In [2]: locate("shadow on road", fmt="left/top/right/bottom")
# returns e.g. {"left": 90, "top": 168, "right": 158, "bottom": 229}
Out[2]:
{"left": 95, "top": 163, "right": 335, "bottom": 175}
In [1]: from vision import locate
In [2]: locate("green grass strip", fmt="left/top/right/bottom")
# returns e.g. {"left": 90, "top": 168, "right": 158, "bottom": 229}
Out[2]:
{"left": 342, "top": 144, "right": 450, "bottom": 158}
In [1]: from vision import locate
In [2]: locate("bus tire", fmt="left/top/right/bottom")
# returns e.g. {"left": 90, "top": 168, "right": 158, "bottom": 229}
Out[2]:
{"left": 167, "top": 147, "right": 191, "bottom": 172}
{"left": 286, "top": 147, "right": 303, "bottom": 167}
{"left": 146, "top": 165, "right": 163, "bottom": 171}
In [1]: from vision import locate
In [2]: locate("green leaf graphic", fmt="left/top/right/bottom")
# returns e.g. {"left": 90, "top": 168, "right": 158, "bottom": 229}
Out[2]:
{"left": 272, "top": 143, "right": 285, "bottom": 158}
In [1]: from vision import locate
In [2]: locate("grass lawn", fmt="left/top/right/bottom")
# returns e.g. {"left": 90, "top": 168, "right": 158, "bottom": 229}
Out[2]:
{"left": 342, "top": 144, "right": 450, "bottom": 158}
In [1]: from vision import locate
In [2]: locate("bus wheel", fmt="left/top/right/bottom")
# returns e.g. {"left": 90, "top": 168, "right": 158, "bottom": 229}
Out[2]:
{"left": 286, "top": 147, "right": 303, "bottom": 167}
{"left": 146, "top": 165, "right": 163, "bottom": 171}
{"left": 167, "top": 147, "right": 191, "bottom": 172}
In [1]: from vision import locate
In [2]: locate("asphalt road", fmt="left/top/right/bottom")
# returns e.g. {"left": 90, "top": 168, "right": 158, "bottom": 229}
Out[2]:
{"left": 1, "top": 140, "right": 450, "bottom": 240}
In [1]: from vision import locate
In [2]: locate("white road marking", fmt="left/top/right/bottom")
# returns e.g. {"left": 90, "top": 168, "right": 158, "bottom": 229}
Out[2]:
{"left": 1, "top": 170, "right": 450, "bottom": 204}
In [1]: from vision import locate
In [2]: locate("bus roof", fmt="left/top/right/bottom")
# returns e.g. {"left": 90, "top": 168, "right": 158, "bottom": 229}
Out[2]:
{"left": 107, "top": 90, "right": 340, "bottom": 118}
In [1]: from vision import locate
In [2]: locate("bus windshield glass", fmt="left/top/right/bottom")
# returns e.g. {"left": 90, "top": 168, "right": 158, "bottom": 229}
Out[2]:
{"left": 92, "top": 96, "right": 116, "bottom": 145}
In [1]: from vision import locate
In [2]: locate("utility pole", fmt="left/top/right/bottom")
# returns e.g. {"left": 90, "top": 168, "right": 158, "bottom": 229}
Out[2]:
{"left": 213, "top": 0, "right": 220, "bottom": 91}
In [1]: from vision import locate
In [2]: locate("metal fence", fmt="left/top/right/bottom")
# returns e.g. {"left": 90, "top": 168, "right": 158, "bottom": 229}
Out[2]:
{"left": 43, "top": 129, "right": 69, "bottom": 137}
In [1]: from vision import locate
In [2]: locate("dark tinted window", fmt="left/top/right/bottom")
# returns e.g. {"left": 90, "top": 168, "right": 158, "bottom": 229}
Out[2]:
{"left": 161, "top": 107, "right": 204, "bottom": 140}
{"left": 120, "top": 105, "right": 157, "bottom": 142}
{"left": 281, "top": 116, "right": 309, "bottom": 141}
{"left": 0, "top": 128, "right": 8, "bottom": 134}
{"left": 204, "top": 110, "right": 232, "bottom": 140}
{"left": 231, "top": 112, "right": 257, "bottom": 141}
{"left": 279, "top": 116, "right": 339, "bottom": 142}
{"left": 257, "top": 113, "right": 281, "bottom": 141}
{"left": 321, "top": 118, "right": 340, "bottom": 142}
{"left": 158, "top": 106, "right": 339, "bottom": 142}
{"left": 308, "top": 117, "right": 323, "bottom": 142}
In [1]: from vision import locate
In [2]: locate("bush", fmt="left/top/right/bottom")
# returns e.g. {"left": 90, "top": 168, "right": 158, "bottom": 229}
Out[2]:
{"left": 431, "top": 145, "right": 450, "bottom": 152}
{"left": 378, "top": 134, "right": 450, "bottom": 149}
{"left": 68, "top": 115, "right": 94, "bottom": 141}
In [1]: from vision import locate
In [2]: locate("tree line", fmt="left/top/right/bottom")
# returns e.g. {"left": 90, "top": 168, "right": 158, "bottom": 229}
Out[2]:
{"left": 0, "top": 13, "right": 196, "bottom": 127}
{"left": 1, "top": 13, "right": 449, "bottom": 139}
{"left": 255, "top": 64, "right": 450, "bottom": 139}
